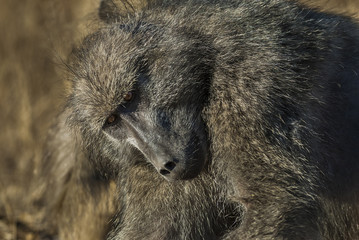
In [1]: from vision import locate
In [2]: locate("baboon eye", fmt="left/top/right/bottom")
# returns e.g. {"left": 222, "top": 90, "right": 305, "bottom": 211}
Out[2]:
{"left": 105, "top": 113, "right": 119, "bottom": 126}
{"left": 123, "top": 91, "right": 134, "bottom": 102}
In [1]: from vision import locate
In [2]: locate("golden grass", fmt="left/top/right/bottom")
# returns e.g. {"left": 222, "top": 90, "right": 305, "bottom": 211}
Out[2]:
{"left": 299, "top": 0, "right": 359, "bottom": 17}
{"left": 0, "top": 1, "right": 98, "bottom": 239}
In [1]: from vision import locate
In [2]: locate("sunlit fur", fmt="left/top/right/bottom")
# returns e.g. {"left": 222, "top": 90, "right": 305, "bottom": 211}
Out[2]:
{"left": 64, "top": 0, "right": 359, "bottom": 239}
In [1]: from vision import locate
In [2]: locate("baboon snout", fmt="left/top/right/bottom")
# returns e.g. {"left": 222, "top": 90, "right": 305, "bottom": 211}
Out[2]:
{"left": 151, "top": 136, "right": 207, "bottom": 182}
{"left": 159, "top": 160, "right": 177, "bottom": 176}
{"left": 120, "top": 110, "right": 208, "bottom": 181}
{"left": 148, "top": 127, "right": 208, "bottom": 182}
{"left": 154, "top": 158, "right": 185, "bottom": 181}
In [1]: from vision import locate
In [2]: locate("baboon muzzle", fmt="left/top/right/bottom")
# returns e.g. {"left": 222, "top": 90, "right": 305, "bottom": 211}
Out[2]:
{"left": 135, "top": 133, "right": 207, "bottom": 182}
{"left": 150, "top": 133, "right": 207, "bottom": 182}
{"left": 122, "top": 112, "right": 208, "bottom": 182}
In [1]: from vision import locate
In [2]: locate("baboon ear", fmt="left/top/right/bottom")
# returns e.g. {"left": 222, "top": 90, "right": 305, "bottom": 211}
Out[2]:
{"left": 99, "top": 0, "right": 121, "bottom": 24}
{"left": 99, "top": 0, "right": 154, "bottom": 24}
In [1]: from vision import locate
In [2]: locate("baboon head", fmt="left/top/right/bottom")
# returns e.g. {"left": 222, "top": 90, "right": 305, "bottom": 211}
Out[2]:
{"left": 67, "top": 19, "right": 214, "bottom": 182}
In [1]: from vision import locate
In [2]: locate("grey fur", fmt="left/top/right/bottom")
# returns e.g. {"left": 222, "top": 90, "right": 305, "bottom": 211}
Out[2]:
{"left": 63, "top": 0, "right": 359, "bottom": 239}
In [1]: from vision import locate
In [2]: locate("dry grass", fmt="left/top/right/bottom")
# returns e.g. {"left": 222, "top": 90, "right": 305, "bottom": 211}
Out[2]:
{"left": 0, "top": 0, "right": 358, "bottom": 239}
{"left": 300, "top": 0, "right": 359, "bottom": 17}
{"left": 0, "top": 1, "right": 99, "bottom": 239}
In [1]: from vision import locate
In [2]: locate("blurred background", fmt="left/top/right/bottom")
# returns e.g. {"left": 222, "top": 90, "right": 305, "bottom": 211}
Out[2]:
{"left": 0, "top": 0, "right": 358, "bottom": 239}
{"left": 0, "top": 1, "right": 98, "bottom": 239}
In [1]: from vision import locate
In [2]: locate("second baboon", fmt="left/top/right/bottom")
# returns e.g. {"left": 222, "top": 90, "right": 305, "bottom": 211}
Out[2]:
{"left": 60, "top": 0, "right": 359, "bottom": 239}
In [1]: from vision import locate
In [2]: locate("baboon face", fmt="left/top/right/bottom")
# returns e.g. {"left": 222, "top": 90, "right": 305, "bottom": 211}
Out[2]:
{"left": 69, "top": 23, "right": 212, "bottom": 181}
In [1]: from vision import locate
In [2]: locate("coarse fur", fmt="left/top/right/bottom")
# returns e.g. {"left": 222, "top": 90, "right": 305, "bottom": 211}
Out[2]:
{"left": 61, "top": 0, "right": 359, "bottom": 239}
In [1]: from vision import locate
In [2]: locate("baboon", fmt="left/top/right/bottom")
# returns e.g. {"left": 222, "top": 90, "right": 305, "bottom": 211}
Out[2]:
{"left": 50, "top": 0, "right": 359, "bottom": 239}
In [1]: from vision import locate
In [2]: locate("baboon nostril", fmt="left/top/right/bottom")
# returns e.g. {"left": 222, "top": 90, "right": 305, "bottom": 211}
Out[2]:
{"left": 164, "top": 161, "right": 176, "bottom": 171}
{"left": 160, "top": 169, "right": 171, "bottom": 175}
